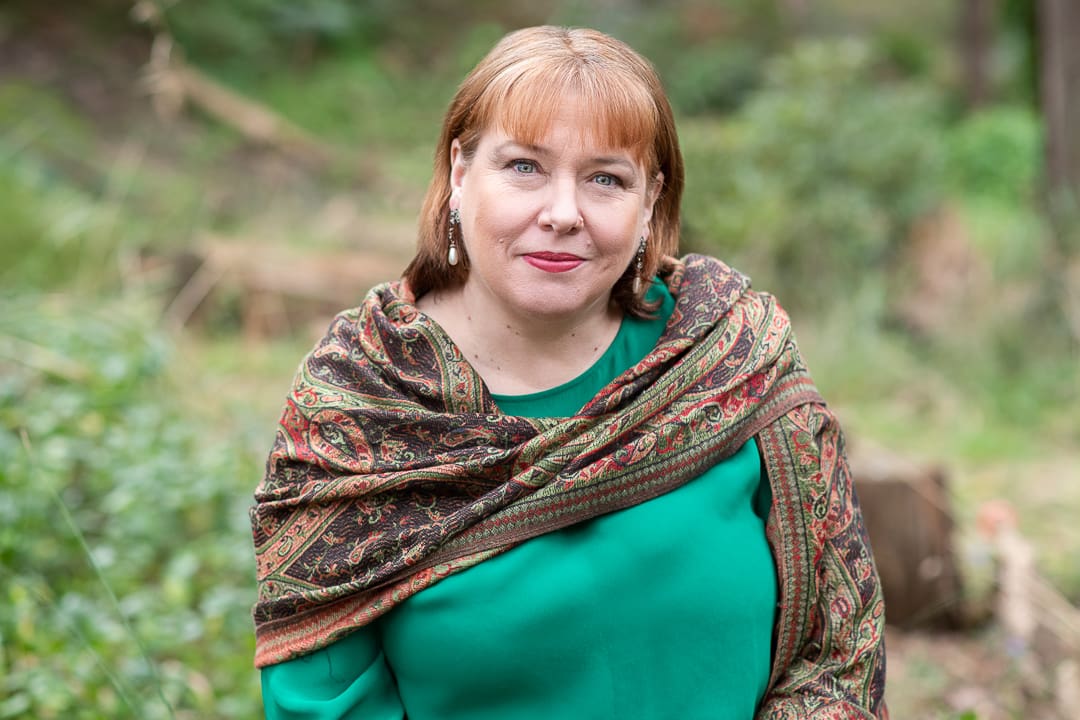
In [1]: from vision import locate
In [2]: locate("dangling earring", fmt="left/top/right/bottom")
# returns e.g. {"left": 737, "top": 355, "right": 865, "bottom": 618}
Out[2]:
{"left": 632, "top": 237, "right": 646, "bottom": 294}
{"left": 447, "top": 208, "right": 461, "bottom": 266}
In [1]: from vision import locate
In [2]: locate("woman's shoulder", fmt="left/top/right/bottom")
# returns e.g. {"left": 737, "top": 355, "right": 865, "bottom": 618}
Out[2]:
{"left": 301, "top": 279, "right": 424, "bottom": 352}
{"left": 660, "top": 253, "right": 792, "bottom": 329}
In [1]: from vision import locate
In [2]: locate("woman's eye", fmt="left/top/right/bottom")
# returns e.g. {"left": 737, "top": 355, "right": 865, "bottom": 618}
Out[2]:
{"left": 593, "top": 173, "right": 620, "bottom": 187}
{"left": 512, "top": 160, "right": 536, "bottom": 174}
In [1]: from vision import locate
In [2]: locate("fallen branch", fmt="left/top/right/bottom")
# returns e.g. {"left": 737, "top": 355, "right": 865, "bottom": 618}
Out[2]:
{"left": 173, "top": 62, "right": 337, "bottom": 167}
{"left": 154, "top": 234, "right": 407, "bottom": 337}
{"left": 0, "top": 334, "right": 92, "bottom": 383}
{"left": 140, "top": 33, "right": 345, "bottom": 170}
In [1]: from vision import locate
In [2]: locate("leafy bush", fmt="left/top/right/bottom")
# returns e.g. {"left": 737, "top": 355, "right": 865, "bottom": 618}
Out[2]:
{"left": 0, "top": 154, "right": 117, "bottom": 295}
{"left": 0, "top": 296, "right": 263, "bottom": 719}
{"left": 946, "top": 105, "right": 1041, "bottom": 203}
{"left": 666, "top": 43, "right": 766, "bottom": 115}
{"left": 0, "top": 85, "right": 215, "bottom": 296}
{"left": 163, "top": 0, "right": 392, "bottom": 68}
{"left": 681, "top": 39, "right": 946, "bottom": 313}
{"left": 0, "top": 84, "right": 122, "bottom": 294}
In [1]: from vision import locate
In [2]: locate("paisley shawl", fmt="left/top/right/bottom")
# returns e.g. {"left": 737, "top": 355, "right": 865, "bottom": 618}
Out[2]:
{"left": 251, "top": 254, "right": 887, "bottom": 718}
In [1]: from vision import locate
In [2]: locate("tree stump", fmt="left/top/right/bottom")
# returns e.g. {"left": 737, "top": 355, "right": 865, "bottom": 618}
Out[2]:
{"left": 849, "top": 440, "right": 965, "bottom": 629}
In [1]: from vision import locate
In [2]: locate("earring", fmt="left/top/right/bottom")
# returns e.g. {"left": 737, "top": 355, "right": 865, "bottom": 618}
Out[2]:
{"left": 448, "top": 208, "right": 461, "bottom": 266}
{"left": 632, "top": 237, "right": 646, "bottom": 294}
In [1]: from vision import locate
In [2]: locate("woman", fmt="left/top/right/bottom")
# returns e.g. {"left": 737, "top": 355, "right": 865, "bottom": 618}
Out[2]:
{"left": 251, "top": 26, "right": 887, "bottom": 719}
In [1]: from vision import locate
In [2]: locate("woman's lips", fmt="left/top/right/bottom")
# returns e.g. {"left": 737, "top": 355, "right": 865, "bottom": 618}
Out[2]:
{"left": 523, "top": 252, "right": 584, "bottom": 273}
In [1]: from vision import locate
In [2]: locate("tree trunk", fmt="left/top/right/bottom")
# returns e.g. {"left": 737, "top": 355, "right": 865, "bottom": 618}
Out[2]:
{"left": 1038, "top": 0, "right": 1080, "bottom": 196}
{"left": 960, "top": 0, "right": 997, "bottom": 108}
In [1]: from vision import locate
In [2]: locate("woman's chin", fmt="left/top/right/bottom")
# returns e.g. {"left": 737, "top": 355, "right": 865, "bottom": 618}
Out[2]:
{"left": 502, "top": 286, "right": 615, "bottom": 324}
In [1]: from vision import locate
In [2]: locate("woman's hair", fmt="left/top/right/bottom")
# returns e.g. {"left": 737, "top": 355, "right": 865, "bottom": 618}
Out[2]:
{"left": 403, "top": 25, "right": 684, "bottom": 317}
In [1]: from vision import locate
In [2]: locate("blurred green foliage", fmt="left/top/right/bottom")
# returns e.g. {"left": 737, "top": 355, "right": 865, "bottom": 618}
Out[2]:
{"left": 683, "top": 40, "right": 945, "bottom": 311}
{"left": 163, "top": 0, "right": 392, "bottom": 69}
{"left": 163, "top": 0, "right": 551, "bottom": 82}
{"left": 0, "top": 151, "right": 117, "bottom": 295}
{"left": 666, "top": 43, "right": 767, "bottom": 115}
{"left": 946, "top": 105, "right": 1042, "bottom": 202}
{"left": 0, "top": 297, "right": 263, "bottom": 718}
{"left": 253, "top": 52, "right": 446, "bottom": 147}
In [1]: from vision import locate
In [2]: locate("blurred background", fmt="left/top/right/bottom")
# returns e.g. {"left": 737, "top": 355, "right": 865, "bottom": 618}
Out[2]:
{"left": 1, "top": 1, "right": 1078, "bottom": 718}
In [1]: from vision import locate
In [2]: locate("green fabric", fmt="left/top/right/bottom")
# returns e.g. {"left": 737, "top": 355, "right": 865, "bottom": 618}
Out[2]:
{"left": 262, "top": 280, "right": 777, "bottom": 719}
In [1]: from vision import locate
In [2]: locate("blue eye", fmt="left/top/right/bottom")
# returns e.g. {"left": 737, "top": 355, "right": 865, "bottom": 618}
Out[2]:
{"left": 513, "top": 160, "right": 536, "bottom": 174}
{"left": 594, "top": 173, "right": 620, "bottom": 187}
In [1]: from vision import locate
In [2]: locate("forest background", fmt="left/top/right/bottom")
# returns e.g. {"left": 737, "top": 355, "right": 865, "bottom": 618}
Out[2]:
{"left": 1, "top": 1, "right": 1078, "bottom": 718}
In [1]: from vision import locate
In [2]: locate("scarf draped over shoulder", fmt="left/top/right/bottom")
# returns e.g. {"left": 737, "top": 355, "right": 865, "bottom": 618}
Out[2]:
{"left": 251, "top": 254, "right": 821, "bottom": 668}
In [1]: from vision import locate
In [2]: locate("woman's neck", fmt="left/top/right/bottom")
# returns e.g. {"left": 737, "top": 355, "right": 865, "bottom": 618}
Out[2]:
{"left": 416, "top": 288, "right": 622, "bottom": 396}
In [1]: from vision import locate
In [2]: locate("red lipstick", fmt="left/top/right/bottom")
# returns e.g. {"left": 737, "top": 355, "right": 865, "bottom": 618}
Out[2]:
{"left": 523, "top": 252, "right": 584, "bottom": 273}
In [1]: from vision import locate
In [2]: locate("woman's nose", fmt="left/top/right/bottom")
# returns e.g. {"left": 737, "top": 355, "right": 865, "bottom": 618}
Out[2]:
{"left": 539, "top": 178, "right": 583, "bottom": 234}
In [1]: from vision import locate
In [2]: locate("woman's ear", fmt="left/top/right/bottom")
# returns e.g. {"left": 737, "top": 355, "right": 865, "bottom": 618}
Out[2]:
{"left": 449, "top": 138, "right": 467, "bottom": 196}
{"left": 643, "top": 171, "right": 664, "bottom": 230}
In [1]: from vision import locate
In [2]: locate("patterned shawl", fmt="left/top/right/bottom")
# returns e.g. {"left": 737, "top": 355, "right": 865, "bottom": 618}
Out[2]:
{"left": 251, "top": 254, "right": 822, "bottom": 668}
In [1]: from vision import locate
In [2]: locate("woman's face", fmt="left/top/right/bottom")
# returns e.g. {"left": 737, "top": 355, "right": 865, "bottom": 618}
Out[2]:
{"left": 449, "top": 97, "right": 661, "bottom": 325}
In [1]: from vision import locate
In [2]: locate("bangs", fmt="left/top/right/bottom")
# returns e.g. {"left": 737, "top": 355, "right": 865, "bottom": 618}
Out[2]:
{"left": 474, "top": 58, "right": 660, "bottom": 163}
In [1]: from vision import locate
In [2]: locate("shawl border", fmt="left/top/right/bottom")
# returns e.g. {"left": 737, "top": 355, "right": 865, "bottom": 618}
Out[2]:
{"left": 758, "top": 403, "right": 889, "bottom": 718}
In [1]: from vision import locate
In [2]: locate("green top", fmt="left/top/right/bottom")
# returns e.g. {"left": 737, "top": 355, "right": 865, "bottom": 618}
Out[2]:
{"left": 261, "top": 281, "right": 777, "bottom": 719}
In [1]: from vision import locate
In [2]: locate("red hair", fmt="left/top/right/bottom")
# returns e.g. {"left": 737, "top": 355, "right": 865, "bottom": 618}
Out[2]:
{"left": 404, "top": 26, "right": 684, "bottom": 316}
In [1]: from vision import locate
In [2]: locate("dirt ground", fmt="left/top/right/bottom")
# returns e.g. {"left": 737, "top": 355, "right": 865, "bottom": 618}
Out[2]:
{"left": 885, "top": 625, "right": 1074, "bottom": 720}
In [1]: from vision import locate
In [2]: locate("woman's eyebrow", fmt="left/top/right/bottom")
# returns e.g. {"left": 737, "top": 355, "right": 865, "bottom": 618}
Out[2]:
{"left": 591, "top": 156, "right": 637, "bottom": 173}
{"left": 492, "top": 141, "right": 547, "bottom": 156}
